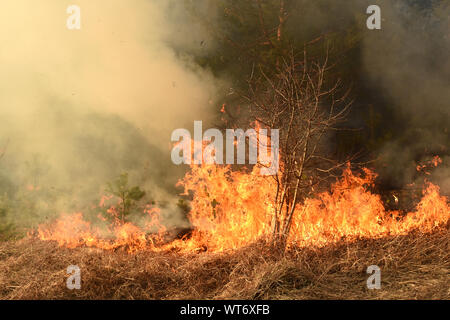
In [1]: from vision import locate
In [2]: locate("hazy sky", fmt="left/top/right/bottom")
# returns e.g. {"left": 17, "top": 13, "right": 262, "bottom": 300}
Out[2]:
{"left": 0, "top": 1, "right": 221, "bottom": 144}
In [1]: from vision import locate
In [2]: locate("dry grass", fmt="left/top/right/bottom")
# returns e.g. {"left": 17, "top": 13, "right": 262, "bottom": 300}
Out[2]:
{"left": 0, "top": 224, "right": 448, "bottom": 300}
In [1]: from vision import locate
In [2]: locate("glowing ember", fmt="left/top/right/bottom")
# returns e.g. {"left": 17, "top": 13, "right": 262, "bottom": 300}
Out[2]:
{"left": 416, "top": 155, "right": 442, "bottom": 175}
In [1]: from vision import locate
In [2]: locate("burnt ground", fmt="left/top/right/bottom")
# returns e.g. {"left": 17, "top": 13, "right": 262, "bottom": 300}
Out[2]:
{"left": 0, "top": 223, "right": 448, "bottom": 300}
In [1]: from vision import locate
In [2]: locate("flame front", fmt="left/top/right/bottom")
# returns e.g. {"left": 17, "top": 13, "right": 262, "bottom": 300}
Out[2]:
{"left": 37, "top": 162, "right": 449, "bottom": 253}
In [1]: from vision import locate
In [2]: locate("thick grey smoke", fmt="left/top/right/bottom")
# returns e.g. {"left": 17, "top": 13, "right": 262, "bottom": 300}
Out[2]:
{"left": 361, "top": 0, "right": 450, "bottom": 191}
{"left": 281, "top": 0, "right": 449, "bottom": 190}
{"left": 0, "top": 0, "right": 224, "bottom": 228}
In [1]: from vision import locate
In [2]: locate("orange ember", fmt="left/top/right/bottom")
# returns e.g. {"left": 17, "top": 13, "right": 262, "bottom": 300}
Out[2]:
{"left": 36, "top": 162, "right": 449, "bottom": 253}
{"left": 416, "top": 155, "right": 443, "bottom": 174}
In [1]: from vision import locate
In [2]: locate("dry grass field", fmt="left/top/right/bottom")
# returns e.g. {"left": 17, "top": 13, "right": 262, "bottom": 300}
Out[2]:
{"left": 0, "top": 223, "right": 448, "bottom": 300}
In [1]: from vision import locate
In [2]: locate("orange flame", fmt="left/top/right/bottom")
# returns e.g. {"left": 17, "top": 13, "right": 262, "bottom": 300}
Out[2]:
{"left": 36, "top": 162, "right": 449, "bottom": 253}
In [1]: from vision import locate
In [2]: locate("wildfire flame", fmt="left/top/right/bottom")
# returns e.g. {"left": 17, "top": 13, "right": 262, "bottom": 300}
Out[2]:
{"left": 36, "top": 159, "right": 449, "bottom": 253}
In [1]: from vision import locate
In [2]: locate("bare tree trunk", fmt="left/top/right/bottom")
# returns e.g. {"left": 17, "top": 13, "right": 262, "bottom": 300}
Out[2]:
{"left": 246, "top": 47, "right": 351, "bottom": 250}
{"left": 277, "top": 0, "right": 286, "bottom": 43}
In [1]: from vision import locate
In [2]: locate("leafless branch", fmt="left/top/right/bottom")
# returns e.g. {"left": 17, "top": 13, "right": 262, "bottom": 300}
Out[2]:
{"left": 246, "top": 47, "right": 353, "bottom": 246}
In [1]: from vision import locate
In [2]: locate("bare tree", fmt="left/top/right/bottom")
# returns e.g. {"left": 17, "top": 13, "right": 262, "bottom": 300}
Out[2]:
{"left": 244, "top": 47, "right": 352, "bottom": 246}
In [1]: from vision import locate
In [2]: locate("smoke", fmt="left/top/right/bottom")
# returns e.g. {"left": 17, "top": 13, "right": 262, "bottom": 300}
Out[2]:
{"left": 0, "top": 0, "right": 223, "bottom": 227}
{"left": 0, "top": 0, "right": 220, "bottom": 131}
{"left": 0, "top": 0, "right": 448, "bottom": 232}
{"left": 282, "top": 0, "right": 449, "bottom": 190}
{"left": 360, "top": 0, "right": 450, "bottom": 190}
